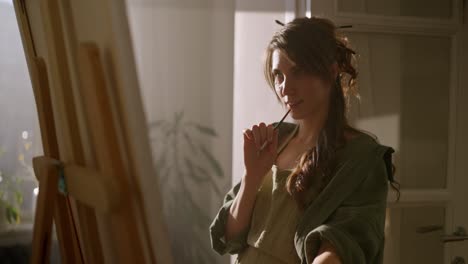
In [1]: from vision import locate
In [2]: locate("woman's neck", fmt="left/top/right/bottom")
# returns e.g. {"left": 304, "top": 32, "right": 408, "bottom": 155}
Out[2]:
{"left": 294, "top": 110, "right": 328, "bottom": 147}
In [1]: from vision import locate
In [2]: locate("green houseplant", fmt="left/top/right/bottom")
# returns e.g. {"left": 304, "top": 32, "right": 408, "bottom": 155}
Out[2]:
{"left": 0, "top": 174, "right": 22, "bottom": 226}
{"left": 0, "top": 146, "right": 24, "bottom": 230}
{"left": 0, "top": 143, "right": 25, "bottom": 230}
{"left": 149, "top": 111, "right": 225, "bottom": 264}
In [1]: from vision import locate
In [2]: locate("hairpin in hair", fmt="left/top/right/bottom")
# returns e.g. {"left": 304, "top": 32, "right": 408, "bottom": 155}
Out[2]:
{"left": 274, "top": 19, "right": 352, "bottom": 29}
{"left": 275, "top": 20, "right": 285, "bottom": 26}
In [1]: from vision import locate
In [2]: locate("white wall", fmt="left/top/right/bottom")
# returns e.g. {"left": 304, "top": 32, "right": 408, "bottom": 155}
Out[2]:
{"left": 232, "top": 0, "right": 291, "bottom": 187}
{"left": 232, "top": 3, "right": 292, "bottom": 262}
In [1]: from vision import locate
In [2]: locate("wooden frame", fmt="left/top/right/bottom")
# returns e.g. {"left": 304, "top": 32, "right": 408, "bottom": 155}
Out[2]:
{"left": 12, "top": 0, "right": 173, "bottom": 263}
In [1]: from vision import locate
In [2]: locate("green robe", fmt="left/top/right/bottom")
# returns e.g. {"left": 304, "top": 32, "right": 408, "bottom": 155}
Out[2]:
{"left": 210, "top": 122, "right": 394, "bottom": 264}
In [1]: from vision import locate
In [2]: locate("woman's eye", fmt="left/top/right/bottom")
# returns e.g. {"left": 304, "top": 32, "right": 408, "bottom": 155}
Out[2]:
{"left": 274, "top": 72, "right": 284, "bottom": 84}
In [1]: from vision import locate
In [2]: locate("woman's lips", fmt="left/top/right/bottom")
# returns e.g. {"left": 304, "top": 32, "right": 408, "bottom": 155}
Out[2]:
{"left": 287, "top": 100, "right": 303, "bottom": 109}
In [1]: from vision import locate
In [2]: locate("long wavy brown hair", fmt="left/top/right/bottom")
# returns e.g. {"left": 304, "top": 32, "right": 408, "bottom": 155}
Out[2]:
{"left": 264, "top": 17, "right": 399, "bottom": 209}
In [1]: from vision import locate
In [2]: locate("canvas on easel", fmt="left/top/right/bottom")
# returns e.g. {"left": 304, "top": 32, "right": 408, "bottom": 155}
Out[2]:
{"left": 13, "top": 0, "right": 173, "bottom": 263}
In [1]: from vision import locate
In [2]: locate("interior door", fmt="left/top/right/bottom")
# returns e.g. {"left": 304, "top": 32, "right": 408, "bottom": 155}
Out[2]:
{"left": 13, "top": 0, "right": 173, "bottom": 263}
{"left": 307, "top": 0, "right": 468, "bottom": 263}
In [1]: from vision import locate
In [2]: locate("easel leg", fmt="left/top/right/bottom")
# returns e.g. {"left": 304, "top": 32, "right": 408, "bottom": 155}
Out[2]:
{"left": 30, "top": 157, "right": 59, "bottom": 264}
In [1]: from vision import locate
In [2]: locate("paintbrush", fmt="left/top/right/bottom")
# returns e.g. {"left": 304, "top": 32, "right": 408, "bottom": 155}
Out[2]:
{"left": 257, "top": 108, "right": 292, "bottom": 154}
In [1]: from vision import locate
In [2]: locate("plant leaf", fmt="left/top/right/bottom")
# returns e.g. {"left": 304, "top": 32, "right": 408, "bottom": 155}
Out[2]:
{"left": 189, "top": 123, "right": 217, "bottom": 137}
{"left": 199, "top": 145, "right": 223, "bottom": 178}
{"left": 182, "top": 131, "right": 198, "bottom": 154}
{"left": 192, "top": 163, "right": 210, "bottom": 179}
{"left": 15, "top": 191, "right": 23, "bottom": 205}
{"left": 184, "top": 157, "right": 209, "bottom": 181}
{"left": 148, "top": 120, "right": 168, "bottom": 128}
{"left": 162, "top": 127, "right": 176, "bottom": 140}
{"left": 6, "top": 205, "right": 19, "bottom": 224}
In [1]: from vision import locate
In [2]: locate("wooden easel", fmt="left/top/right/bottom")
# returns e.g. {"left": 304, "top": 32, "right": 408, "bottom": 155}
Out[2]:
{"left": 13, "top": 0, "right": 170, "bottom": 262}
{"left": 26, "top": 47, "right": 151, "bottom": 263}
{"left": 29, "top": 53, "right": 124, "bottom": 263}
{"left": 29, "top": 58, "right": 83, "bottom": 264}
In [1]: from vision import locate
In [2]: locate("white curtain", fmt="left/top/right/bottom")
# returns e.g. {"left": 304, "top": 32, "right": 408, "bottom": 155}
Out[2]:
{"left": 126, "top": 1, "right": 235, "bottom": 263}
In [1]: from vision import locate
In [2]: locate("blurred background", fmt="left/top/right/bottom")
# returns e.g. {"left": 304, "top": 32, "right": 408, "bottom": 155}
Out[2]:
{"left": 1, "top": 0, "right": 467, "bottom": 263}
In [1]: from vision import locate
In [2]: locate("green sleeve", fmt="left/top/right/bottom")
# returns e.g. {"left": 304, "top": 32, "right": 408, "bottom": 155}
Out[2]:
{"left": 303, "top": 157, "right": 389, "bottom": 264}
{"left": 209, "top": 181, "right": 250, "bottom": 255}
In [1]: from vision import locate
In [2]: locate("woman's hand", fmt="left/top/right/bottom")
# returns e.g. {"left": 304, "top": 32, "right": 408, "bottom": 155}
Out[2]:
{"left": 312, "top": 239, "right": 342, "bottom": 264}
{"left": 242, "top": 122, "right": 279, "bottom": 188}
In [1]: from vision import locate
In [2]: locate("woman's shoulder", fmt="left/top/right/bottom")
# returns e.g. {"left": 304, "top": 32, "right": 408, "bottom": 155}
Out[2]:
{"left": 339, "top": 131, "right": 392, "bottom": 158}
{"left": 337, "top": 131, "right": 395, "bottom": 180}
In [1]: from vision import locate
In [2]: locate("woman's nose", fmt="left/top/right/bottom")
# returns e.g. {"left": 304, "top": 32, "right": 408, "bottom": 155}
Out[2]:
{"left": 280, "top": 78, "right": 295, "bottom": 97}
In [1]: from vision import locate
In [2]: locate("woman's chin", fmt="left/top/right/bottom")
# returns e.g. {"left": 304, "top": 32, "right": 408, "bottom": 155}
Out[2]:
{"left": 285, "top": 105, "right": 309, "bottom": 120}
{"left": 290, "top": 110, "right": 305, "bottom": 120}
{"left": 290, "top": 108, "right": 318, "bottom": 121}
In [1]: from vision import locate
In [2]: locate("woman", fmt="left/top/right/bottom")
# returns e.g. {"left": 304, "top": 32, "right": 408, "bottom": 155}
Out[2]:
{"left": 210, "top": 17, "right": 398, "bottom": 264}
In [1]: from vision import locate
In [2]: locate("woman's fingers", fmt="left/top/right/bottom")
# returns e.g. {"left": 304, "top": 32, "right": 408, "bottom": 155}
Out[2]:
{"left": 252, "top": 125, "right": 261, "bottom": 149}
{"left": 259, "top": 122, "right": 267, "bottom": 144}
{"left": 266, "top": 124, "right": 273, "bottom": 142}
{"left": 247, "top": 123, "right": 274, "bottom": 151}
{"left": 243, "top": 129, "right": 253, "bottom": 140}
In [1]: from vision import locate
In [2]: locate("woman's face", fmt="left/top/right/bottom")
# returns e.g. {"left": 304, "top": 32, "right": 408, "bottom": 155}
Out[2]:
{"left": 271, "top": 49, "right": 331, "bottom": 120}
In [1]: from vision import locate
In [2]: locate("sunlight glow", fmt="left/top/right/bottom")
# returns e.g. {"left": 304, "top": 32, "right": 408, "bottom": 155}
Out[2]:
{"left": 0, "top": 0, "right": 13, "bottom": 5}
